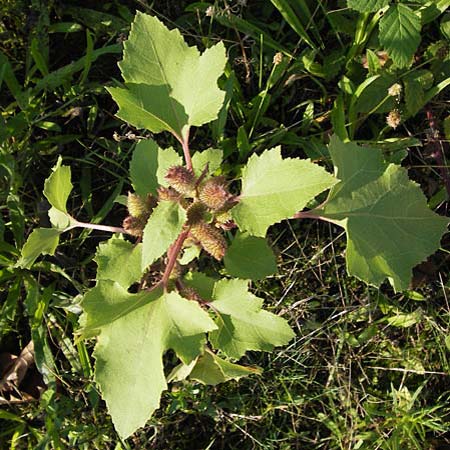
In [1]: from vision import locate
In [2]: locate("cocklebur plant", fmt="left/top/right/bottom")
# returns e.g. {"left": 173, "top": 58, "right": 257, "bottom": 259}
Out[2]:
{"left": 18, "top": 12, "right": 449, "bottom": 439}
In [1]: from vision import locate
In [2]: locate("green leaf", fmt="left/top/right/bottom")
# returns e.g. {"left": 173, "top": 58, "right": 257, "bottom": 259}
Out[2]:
{"left": 326, "top": 136, "right": 386, "bottom": 201}
{"left": 167, "top": 350, "right": 261, "bottom": 384}
{"left": 209, "top": 279, "right": 295, "bottom": 359}
{"left": 130, "top": 139, "right": 181, "bottom": 197}
{"left": 386, "top": 310, "right": 422, "bottom": 328}
{"left": 404, "top": 70, "right": 434, "bottom": 116}
{"left": 17, "top": 228, "right": 61, "bottom": 269}
{"left": 231, "top": 147, "right": 337, "bottom": 237}
{"left": 142, "top": 201, "right": 186, "bottom": 270}
{"left": 189, "top": 350, "right": 261, "bottom": 385}
{"left": 183, "top": 271, "right": 216, "bottom": 299}
{"left": 347, "top": 0, "right": 389, "bottom": 12}
{"left": 191, "top": 148, "right": 223, "bottom": 176}
{"left": 94, "top": 236, "right": 143, "bottom": 288}
{"left": 43, "top": 156, "right": 73, "bottom": 214}
{"left": 224, "top": 232, "right": 277, "bottom": 280}
{"left": 379, "top": 4, "right": 421, "bottom": 68}
{"left": 419, "top": 0, "right": 450, "bottom": 25}
{"left": 269, "top": 0, "right": 316, "bottom": 49}
{"left": 107, "top": 84, "right": 188, "bottom": 138}
{"left": 320, "top": 137, "right": 449, "bottom": 292}
{"left": 441, "top": 14, "right": 450, "bottom": 40}
{"left": 48, "top": 208, "right": 72, "bottom": 229}
{"left": 179, "top": 245, "right": 201, "bottom": 265}
{"left": 114, "top": 12, "right": 226, "bottom": 139}
{"left": 81, "top": 282, "right": 216, "bottom": 438}
{"left": 167, "top": 359, "right": 197, "bottom": 382}
{"left": 352, "top": 74, "right": 396, "bottom": 115}
{"left": 80, "top": 282, "right": 159, "bottom": 339}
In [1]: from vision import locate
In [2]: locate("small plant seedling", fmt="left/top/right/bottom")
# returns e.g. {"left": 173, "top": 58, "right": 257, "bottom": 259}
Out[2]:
{"left": 18, "top": 12, "right": 449, "bottom": 439}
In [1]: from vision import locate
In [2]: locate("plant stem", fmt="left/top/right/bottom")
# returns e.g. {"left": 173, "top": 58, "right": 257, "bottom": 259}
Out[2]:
{"left": 181, "top": 130, "right": 193, "bottom": 171}
{"left": 293, "top": 210, "right": 320, "bottom": 220}
{"left": 294, "top": 209, "right": 335, "bottom": 224}
{"left": 69, "top": 220, "right": 129, "bottom": 234}
{"left": 161, "top": 229, "right": 190, "bottom": 289}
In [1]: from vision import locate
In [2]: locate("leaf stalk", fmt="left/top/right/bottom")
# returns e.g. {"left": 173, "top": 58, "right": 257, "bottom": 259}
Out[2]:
{"left": 161, "top": 229, "right": 190, "bottom": 289}
{"left": 68, "top": 220, "right": 128, "bottom": 235}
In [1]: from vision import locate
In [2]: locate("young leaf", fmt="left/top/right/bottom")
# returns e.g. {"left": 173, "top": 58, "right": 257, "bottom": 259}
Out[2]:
{"left": 231, "top": 147, "right": 337, "bottom": 237}
{"left": 224, "top": 232, "right": 277, "bottom": 280}
{"left": 43, "top": 156, "right": 72, "bottom": 214}
{"left": 379, "top": 4, "right": 421, "bottom": 68}
{"left": 94, "top": 236, "right": 143, "bottom": 288}
{"left": 179, "top": 245, "right": 201, "bottom": 265}
{"left": 110, "top": 12, "right": 227, "bottom": 140}
{"left": 319, "top": 137, "right": 449, "bottom": 292}
{"left": 81, "top": 282, "right": 217, "bottom": 439}
{"left": 130, "top": 139, "right": 181, "bottom": 197}
{"left": 183, "top": 271, "right": 216, "bottom": 299}
{"left": 17, "top": 157, "right": 74, "bottom": 268}
{"left": 167, "top": 359, "right": 197, "bottom": 382}
{"left": 48, "top": 208, "right": 72, "bottom": 229}
{"left": 189, "top": 350, "right": 261, "bottom": 386}
{"left": 347, "top": 0, "right": 389, "bottom": 13}
{"left": 142, "top": 201, "right": 186, "bottom": 270}
{"left": 191, "top": 148, "right": 223, "bottom": 176}
{"left": 17, "top": 228, "right": 61, "bottom": 269}
{"left": 167, "top": 350, "right": 261, "bottom": 384}
{"left": 209, "top": 279, "right": 295, "bottom": 359}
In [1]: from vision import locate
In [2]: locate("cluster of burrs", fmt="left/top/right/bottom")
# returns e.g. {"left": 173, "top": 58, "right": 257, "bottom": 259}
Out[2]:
{"left": 123, "top": 165, "right": 236, "bottom": 261}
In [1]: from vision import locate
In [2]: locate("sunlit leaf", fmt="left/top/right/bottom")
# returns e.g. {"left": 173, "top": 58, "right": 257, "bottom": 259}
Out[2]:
{"left": 231, "top": 147, "right": 337, "bottom": 237}
{"left": 81, "top": 283, "right": 216, "bottom": 438}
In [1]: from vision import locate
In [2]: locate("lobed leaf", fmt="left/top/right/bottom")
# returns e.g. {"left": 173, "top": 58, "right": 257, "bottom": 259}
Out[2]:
{"left": 111, "top": 12, "right": 227, "bottom": 140}
{"left": 231, "top": 147, "right": 337, "bottom": 237}
{"left": 94, "top": 236, "right": 143, "bottom": 288}
{"left": 107, "top": 84, "right": 188, "bottom": 138}
{"left": 17, "top": 158, "right": 74, "bottom": 268}
{"left": 319, "top": 136, "right": 449, "bottom": 292}
{"left": 209, "top": 279, "right": 295, "bottom": 359}
{"left": 80, "top": 281, "right": 157, "bottom": 339}
{"left": 17, "top": 228, "right": 61, "bottom": 269}
{"left": 167, "top": 350, "right": 261, "bottom": 385}
{"left": 81, "top": 283, "right": 216, "bottom": 438}
{"left": 189, "top": 350, "right": 261, "bottom": 385}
